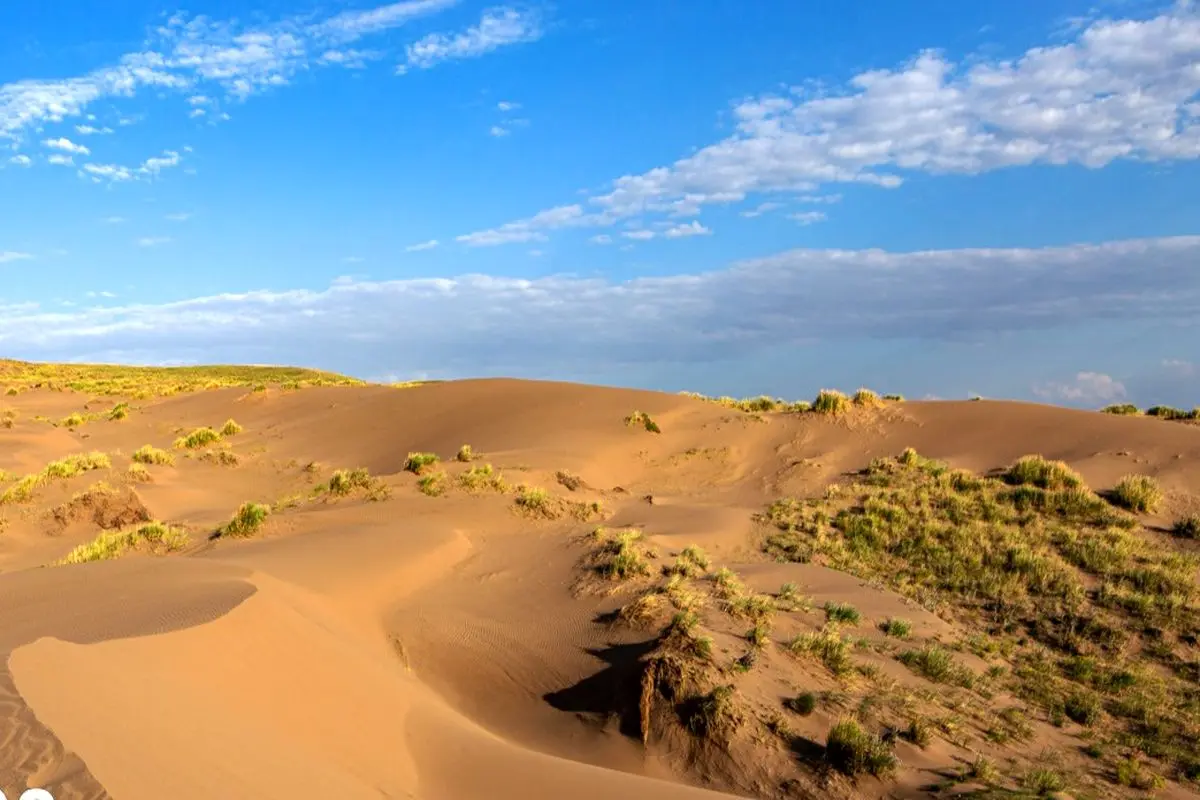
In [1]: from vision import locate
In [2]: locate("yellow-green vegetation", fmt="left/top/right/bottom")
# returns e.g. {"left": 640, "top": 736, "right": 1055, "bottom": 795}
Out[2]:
{"left": 555, "top": 469, "right": 583, "bottom": 490}
{"left": 811, "top": 389, "right": 851, "bottom": 415}
{"left": 1, "top": 451, "right": 111, "bottom": 504}
{"left": 108, "top": 402, "right": 130, "bottom": 420}
{"left": 665, "top": 545, "right": 710, "bottom": 578}
{"left": 1101, "top": 403, "right": 1141, "bottom": 416}
{"left": 417, "top": 470, "right": 447, "bottom": 497}
{"left": 1109, "top": 473, "right": 1162, "bottom": 513}
{"left": 218, "top": 502, "right": 271, "bottom": 537}
{"left": 825, "top": 717, "right": 898, "bottom": 777}
{"left": 851, "top": 388, "right": 886, "bottom": 408}
{"left": 1174, "top": 515, "right": 1200, "bottom": 539}
{"left": 822, "top": 600, "right": 861, "bottom": 625}
{"left": 0, "top": 359, "right": 363, "bottom": 397}
{"left": 313, "top": 467, "right": 389, "bottom": 501}
{"left": 511, "top": 485, "right": 602, "bottom": 521}
{"left": 678, "top": 391, "right": 812, "bottom": 413}
{"left": 757, "top": 448, "right": 1200, "bottom": 784}
{"left": 775, "top": 582, "right": 812, "bottom": 612}
{"left": 173, "top": 427, "right": 222, "bottom": 449}
{"left": 219, "top": 418, "right": 243, "bottom": 436}
{"left": 132, "top": 445, "right": 174, "bottom": 466}
{"left": 458, "top": 463, "right": 507, "bottom": 492}
{"left": 127, "top": 463, "right": 153, "bottom": 483}
{"left": 624, "top": 410, "right": 661, "bottom": 433}
{"left": 200, "top": 448, "right": 240, "bottom": 466}
{"left": 588, "top": 527, "right": 655, "bottom": 580}
{"left": 879, "top": 617, "right": 912, "bottom": 638}
{"left": 1, "top": 408, "right": 16, "bottom": 428}
{"left": 1101, "top": 402, "right": 1200, "bottom": 422}
{"left": 57, "top": 521, "right": 188, "bottom": 564}
{"left": 403, "top": 452, "right": 440, "bottom": 474}
{"left": 60, "top": 411, "right": 88, "bottom": 428}
{"left": 787, "top": 624, "right": 855, "bottom": 676}
{"left": 455, "top": 444, "right": 474, "bottom": 462}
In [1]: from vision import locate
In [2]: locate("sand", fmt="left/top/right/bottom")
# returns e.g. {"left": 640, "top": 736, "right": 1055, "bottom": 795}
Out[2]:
{"left": 1, "top": 379, "right": 1198, "bottom": 799}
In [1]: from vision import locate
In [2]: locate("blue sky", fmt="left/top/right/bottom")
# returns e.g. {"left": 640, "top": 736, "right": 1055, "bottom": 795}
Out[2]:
{"left": 1, "top": 0, "right": 1198, "bottom": 407}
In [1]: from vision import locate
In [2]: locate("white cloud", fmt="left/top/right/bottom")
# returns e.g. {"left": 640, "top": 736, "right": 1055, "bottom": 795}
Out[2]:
{"left": 43, "top": 137, "right": 90, "bottom": 155}
{"left": 739, "top": 201, "right": 782, "bottom": 218}
{"left": 317, "top": 49, "right": 382, "bottom": 68}
{"left": 789, "top": 211, "right": 828, "bottom": 226}
{"left": 85, "top": 291, "right": 118, "bottom": 299}
{"left": 497, "top": 100, "right": 520, "bottom": 111}
{"left": 456, "top": 204, "right": 586, "bottom": 247}
{"left": 399, "top": 7, "right": 542, "bottom": 72}
{"left": 187, "top": 95, "right": 211, "bottom": 106}
{"left": 622, "top": 229, "right": 656, "bottom": 241}
{"left": 797, "top": 193, "right": 843, "bottom": 204}
{"left": 2, "top": 236, "right": 1196, "bottom": 377}
{"left": 405, "top": 239, "right": 439, "bottom": 252}
{"left": 47, "top": 154, "right": 75, "bottom": 166}
{"left": 8, "top": 154, "right": 31, "bottom": 166}
{"left": 663, "top": 220, "right": 712, "bottom": 238}
{"left": 83, "top": 163, "right": 135, "bottom": 182}
{"left": 82, "top": 149, "right": 184, "bottom": 183}
{"left": 489, "top": 125, "right": 509, "bottom": 137}
{"left": 0, "top": 251, "right": 33, "bottom": 263}
{"left": 1033, "top": 371, "right": 1127, "bottom": 403}
{"left": 136, "top": 236, "right": 172, "bottom": 247}
{"left": 528, "top": 249, "right": 544, "bottom": 257}
{"left": 588, "top": 234, "right": 613, "bottom": 245}
{"left": 315, "top": 0, "right": 459, "bottom": 42}
{"left": 459, "top": 4, "right": 1200, "bottom": 244}
{"left": 189, "top": 108, "right": 207, "bottom": 118}
{"left": 74, "top": 124, "right": 113, "bottom": 135}
{"left": 165, "top": 212, "right": 193, "bottom": 222}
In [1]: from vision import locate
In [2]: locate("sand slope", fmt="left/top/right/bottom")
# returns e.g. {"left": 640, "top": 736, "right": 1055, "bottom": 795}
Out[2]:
{"left": 1, "top": 379, "right": 1198, "bottom": 799}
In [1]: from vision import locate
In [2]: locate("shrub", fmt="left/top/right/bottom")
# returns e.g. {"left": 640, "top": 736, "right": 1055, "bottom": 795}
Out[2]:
{"left": 514, "top": 485, "right": 556, "bottom": 517}
{"left": 219, "top": 418, "right": 243, "bottom": 436}
{"left": 132, "top": 445, "right": 174, "bottom": 466}
{"left": 455, "top": 444, "right": 474, "bottom": 462}
{"left": 58, "top": 521, "right": 187, "bottom": 564}
{"left": 823, "top": 601, "right": 861, "bottom": 625}
{"left": 555, "top": 469, "right": 583, "bottom": 491}
{"left": 591, "top": 527, "right": 651, "bottom": 580}
{"left": 1110, "top": 474, "right": 1162, "bottom": 513}
{"left": 1064, "top": 691, "right": 1101, "bottom": 726}
{"left": 883, "top": 393, "right": 905, "bottom": 401}
{"left": 126, "top": 463, "right": 153, "bottom": 483}
{"left": 403, "top": 452, "right": 439, "bottom": 474}
{"left": 899, "top": 645, "right": 974, "bottom": 688}
{"left": 459, "top": 463, "right": 507, "bottom": 492}
{"left": 852, "top": 388, "right": 885, "bottom": 408}
{"left": 1101, "top": 403, "right": 1140, "bottom": 415}
{"left": 323, "top": 468, "right": 374, "bottom": 497}
{"left": 825, "top": 718, "right": 898, "bottom": 777}
{"left": 1022, "top": 768, "right": 1066, "bottom": 796}
{"left": 1173, "top": 515, "right": 1200, "bottom": 539}
{"left": 784, "top": 692, "right": 817, "bottom": 716}
{"left": 879, "top": 618, "right": 912, "bottom": 638}
{"left": 966, "top": 755, "right": 999, "bottom": 784}
{"left": 108, "top": 402, "right": 130, "bottom": 420}
{"left": 174, "top": 427, "right": 221, "bottom": 449}
{"left": 776, "top": 582, "right": 811, "bottom": 611}
{"left": 220, "top": 502, "right": 270, "bottom": 537}
{"left": 1005, "top": 455, "right": 1085, "bottom": 490}
{"left": 417, "top": 470, "right": 447, "bottom": 497}
{"left": 902, "top": 718, "right": 932, "bottom": 748}
{"left": 812, "top": 389, "right": 850, "bottom": 416}
{"left": 624, "top": 410, "right": 661, "bottom": 433}
{"left": 789, "top": 626, "right": 854, "bottom": 676}
{"left": 61, "top": 412, "right": 86, "bottom": 428}
{"left": 1146, "top": 405, "right": 1188, "bottom": 420}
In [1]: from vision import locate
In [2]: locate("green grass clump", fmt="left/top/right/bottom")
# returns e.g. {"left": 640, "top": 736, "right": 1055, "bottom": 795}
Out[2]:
{"left": 60, "top": 412, "right": 87, "bottom": 428}
{"left": 665, "top": 545, "right": 710, "bottom": 578}
{"left": 108, "top": 402, "right": 130, "bottom": 420}
{"left": 514, "top": 485, "right": 558, "bottom": 518}
{"left": 1021, "top": 768, "right": 1066, "bottom": 796}
{"left": 879, "top": 617, "right": 912, "bottom": 638}
{"left": 1109, "top": 474, "right": 1162, "bottom": 513}
{"left": 590, "top": 527, "right": 653, "bottom": 580}
{"left": 1146, "top": 405, "right": 1190, "bottom": 420}
{"left": 219, "top": 502, "right": 271, "bottom": 537}
{"left": 58, "top": 521, "right": 188, "bottom": 564}
{"left": 219, "top": 418, "right": 243, "bottom": 436}
{"left": 825, "top": 718, "right": 898, "bottom": 777}
{"left": 132, "top": 445, "right": 174, "bottom": 466}
{"left": 788, "top": 625, "right": 854, "bottom": 676}
{"left": 624, "top": 410, "right": 661, "bottom": 433}
{"left": 823, "top": 601, "right": 861, "bottom": 625}
{"left": 1004, "top": 455, "right": 1086, "bottom": 491}
{"left": 776, "top": 582, "right": 811, "bottom": 611}
{"left": 174, "top": 427, "right": 222, "bottom": 449}
{"left": 1173, "top": 515, "right": 1200, "bottom": 539}
{"left": 784, "top": 692, "right": 817, "bottom": 716}
{"left": 127, "top": 463, "right": 153, "bottom": 483}
{"left": 852, "top": 388, "right": 885, "bottom": 408}
{"left": 314, "top": 467, "right": 386, "bottom": 500}
{"left": 899, "top": 645, "right": 975, "bottom": 688}
{"left": 1101, "top": 403, "right": 1140, "bottom": 415}
{"left": 403, "top": 452, "right": 439, "bottom": 474}
{"left": 812, "top": 389, "right": 851, "bottom": 416}
{"left": 459, "top": 463, "right": 507, "bottom": 492}
{"left": 417, "top": 470, "right": 447, "bottom": 497}
{"left": 455, "top": 444, "right": 474, "bottom": 462}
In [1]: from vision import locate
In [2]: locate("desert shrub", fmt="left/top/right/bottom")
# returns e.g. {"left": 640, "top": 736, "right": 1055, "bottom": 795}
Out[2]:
{"left": 403, "top": 452, "right": 439, "bottom": 474}
{"left": 776, "top": 582, "right": 811, "bottom": 611}
{"left": 514, "top": 485, "right": 556, "bottom": 517}
{"left": 1101, "top": 403, "right": 1140, "bottom": 415}
{"left": 852, "top": 388, "right": 885, "bottom": 408}
{"left": 729, "top": 594, "right": 776, "bottom": 621}
{"left": 417, "top": 470, "right": 447, "bottom": 497}
{"left": 825, "top": 718, "right": 898, "bottom": 777}
{"left": 1022, "top": 768, "right": 1066, "bottom": 796}
{"left": 879, "top": 617, "right": 912, "bottom": 638}
{"left": 1173, "top": 515, "right": 1200, "bottom": 539}
{"left": 1110, "top": 474, "right": 1162, "bottom": 513}
{"left": 1005, "top": 455, "right": 1085, "bottom": 491}
{"left": 132, "top": 445, "right": 174, "bottom": 466}
{"left": 966, "top": 755, "right": 999, "bottom": 784}
{"left": 555, "top": 469, "right": 583, "bottom": 490}
{"left": 174, "top": 427, "right": 221, "bottom": 449}
{"left": 1064, "top": 691, "right": 1101, "bottom": 726}
{"left": 812, "top": 389, "right": 850, "bottom": 416}
{"left": 899, "top": 645, "right": 974, "bottom": 688}
{"left": 1146, "top": 405, "right": 1188, "bottom": 420}
{"left": 455, "top": 444, "right": 474, "bottom": 462}
{"left": 902, "top": 718, "right": 933, "bottom": 748}
{"left": 883, "top": 393, "right": 905, "bottom": 401}
{"left": 591, "top": 527, "right": 652, "bottom": 580}
{"left": 323, "top": 467, "right": 374, "bottom": 497}
{"left": 685, "top": 684, "right": 743, "bottom": 739}
{"left": 108, "top": 402, "right": 130, "bottom": 420}
{"left": 126, "top": 463, "right": 153, "bottom": 483}
{"left": 58, "top": 521, "right": 187, "bottom": 564}
{"left": 61, "top": 412, "right": 86, "bottom": 428}
{"left": 459, "top": 463, "right": 507, "bottom": 492}
{"left": 784, "top": 692, "right": 817, "bottom": 716}
{"left": 624, "top": 410, "right": 661, "bottom": 433}
{"left": 823, "top": 601, "right": 862, "bottom": 625}
{"left": 220, "top": 502, "right": 270, "bottom": 537}
{"left": 789, "top": 625, "right": 854, "bottom": 676}
{"left": 219, "top": 418, "right": 243, "bottom": 436}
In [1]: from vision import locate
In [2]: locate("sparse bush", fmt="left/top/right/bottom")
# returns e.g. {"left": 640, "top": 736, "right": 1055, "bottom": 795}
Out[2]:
{"left": 555, "top": 469, "right": 583, "bottom": 491}
{"left": 591, "top": 527, "right": 652, "bottom": 580}
{"left": 1005, "top": 455, "right": 1085, "bottom": 491}
{"left": 1022, "top": 768, "right": 1066, "bottom": 796}
{"left": 812, "top": 389, "right": 850, "bottom": 416}
{"left": 1146, "top": 405, "right": 1188, "bottom": 420}
{"left": 324, "top": 467, "right": 374, "bottom": 497}
{"left": 200, "top": 448, "right": 239, "bottom": 466}
{"left": 417, "top": 470, "right": 447, "bottom": 497}
{"left": 784, "top": 692, "right": 817, "bottom": 716}
{"left": 666, "top": 545, "right": 710, "bottom": 578}
{"left": 403, "top": 452, "right": 439, "bottom": 474}
{"left": 729, "top": 594, "right": 776, "bottom": 621}
{"left": 1173, "top": 515, "right": 1200, "bottom": 539}
{"left": 823, "top": 601, "right": 861, "bottom": 625}
{"left": 776, "top": 582, "right": 811, "bottom": 611}
{"left": 219, "top": 418, "right": 243, "bottom": 436}
{"left": 455, "top": 444, "right": 474, "bottom": 462}
{"left": 879, "top": 617, "right": 912, "bottom": 638}
{"left": 514, "top": 485, "right": 557, "bottom": 518}
{"left": 685, "top": 685, "right": 743, "bottom": 738}
{"left": 747, "top": 619, "right": 772, "bottom": 648}
{"left": 624, "top": 410, "right": 661, "bottom": 433}
{"left": 825, "top": 718, "right": 898, "bottom": 777}
{"left": 902, "top": 718, "right": 932, "bottom": 748}
{"left": 58, "top": 521, "right": 187, "bottom": 564}
{"left": 899, "top": 645, "right": 974, "bottom": 688}
{"left": 1101, "top": 403, "right": 1140, "bottom": 415}
{"left": 220, "top": 502, "right": 270, "bottom": 537}
{"left": 132, "top": 445, "right": 174, "bottom": 466}
{"left": 1064, "top": 691, "right": 1101, "bottom": 726}
{"left": 459, "top": 463, "right": 507, "bottom": 492}
{"left": 789, "top": 625, "right": 854, "bottom": 676}
{"left": 1110, "top": 474, "right": 1162, "bottom": 513}
{"left": 126, "top": 463, "right": 153, "bottom": 483}
{"left": 883, "top": 393, "right": 905, "bottom": 401}
{"left": 108, "top": 402, "right": 130, "bottom": 420}
{"left": 966, "top": 755, "right": 999, "bottom": 784}
{"left": 61, "top": 412, "right": 86, "bottom": 428}
{"left": 852, "top": 388, "right": 885, "bottom": 408}
{"left": 174, "top": 427, "right": 222, "bottom": 449}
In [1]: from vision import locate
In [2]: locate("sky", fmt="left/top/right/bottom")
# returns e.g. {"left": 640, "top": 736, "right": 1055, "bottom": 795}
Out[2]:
{"left": 1, "top": 0, "right": 1198, "bottom": 407}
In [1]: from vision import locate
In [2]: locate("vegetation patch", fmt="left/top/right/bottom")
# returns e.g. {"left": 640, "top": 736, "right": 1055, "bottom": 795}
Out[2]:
{"left": 132, "top": 445, "right": 174, "bottom": 466}
{"left": 57, "top": 521, "right": 188, "bottom": 564}
{"left": 1109, "top": 473, "right": 1162, "bottom": 513}
{"left": 624, "top": 410, "right": 661, "bottom": 433}
{"left": 417, "top": 470, "right": 447, "bottom": 497}
{"left": 218, "top": 502, "right": 271, "bottom": 537}
{"left": 173, "top": 427, "right": 222, "bottom": 449}
{"left": 587, "top": 527, "right": 655, "bottom": 580}
{"left": 455, "top": 444, "right": 474, "bottom": 462}
{"left": 403, "top": 452, "right": 440, "bottom": 474}
{"left": 459, "top": 463, "right": 507, "bottom": 492}
{"left": 219, "top": 418, "right": 243, "bottom": 436}
{"left": 313, "top": 467, "right": 389, "bottom": 501}
{"left": 812, "top": 389, "right": 851, "bottom": 416}
{"left": 1173, "top": 515, "right": 1200, "bottom": 540}
{"left": 1, "top": 452, "right": 111, "bottom": 504}
{"left": 825, "top": 717, "right": 898, "bottom": 777}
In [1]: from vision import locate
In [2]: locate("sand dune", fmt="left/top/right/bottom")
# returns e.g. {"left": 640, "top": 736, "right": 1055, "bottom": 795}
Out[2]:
{"left": 1, "top": 376, "right": 1198, "bottom": 799}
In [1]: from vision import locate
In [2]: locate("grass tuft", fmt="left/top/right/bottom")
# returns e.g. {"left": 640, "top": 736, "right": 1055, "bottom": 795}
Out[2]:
{"left": 624, "top": 410, "right": 661, "bottom": 433}
{"left": 852, "top": 388, "right": 885, "bottom": 408}
{"left": 174, "top": 427, "right": 222, "bottom": 449}
{"left": 823, "top": 601, "right": 862, "bottom": 625}
{"left": 459, "top": 463, "right": 507, "bottom": 492}
{"left": 219, "top": 502, "right": 271, "bottom": 537}
{"left": 403, "top": 452, "right": 440, "bottom": 474}
{"left": 1109, "top": 473, "right": 1162, "bottom": 513}
{"left": 812, "top": 389, "right": 851, "bottom": 416}
{"left": 825, "top": 718, "right": 898, "bottom": 777}
{"left": 1005, "top": 455, "right": 1086, "bottom": 491}
{"left": 879, "top": 617, "right": 912, "bottom": 638}
{"left": 219, "top": 418, "right": 243, "bottom": 436}
{"left": 1172, "top": 515, "right": 1200, "bottom": 539}
{"left": 132, "top": 445, "right": 174, "bottom": 466}
{"left": 417, "top": 470, "right": 447, "bottom": 497}
{"left": 455, "top": 444, "right": 474, "bottom": 462}
{"left": 58, "top": 521, "right": 187, "bottom": 564}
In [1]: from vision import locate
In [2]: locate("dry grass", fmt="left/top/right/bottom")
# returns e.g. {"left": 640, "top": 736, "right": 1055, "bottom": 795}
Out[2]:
{"left": 458, "top": 463, "right": 507, "bottom": 492}
{"left": 403, "top": 452, "right": 440, "bottom": 474}
{"left": 132, "top": 445, "right": 174, "bottom": 466}
{"left": 624, "top": 410, "right": 662, "bottom": 433}
{"left": 57, "top": 521, "right": 188, "bottom": 564}
{"left": 173, "top": 427, "right": 222, "bottom": 449}
{"left": 1, "top": 452, "right": 111, "bottom": 504}
{"left": 218, "top": 502, "right": 271, "bottom": 537}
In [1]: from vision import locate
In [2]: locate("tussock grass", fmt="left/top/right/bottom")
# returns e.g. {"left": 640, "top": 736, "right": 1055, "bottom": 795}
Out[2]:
{"left": 127, "top": 463, "right": 153, "bottom": 483}
{"left": 455, "top": 444, "right": 474, "bottom": 462}
{"left": 219, "top": 418, "right": 243, "bottom": 436}
{"left": 313, "top": 467, "right": 389, "bottom": 501}
{"left": 589, "top": 527, "right": 654, "bottom": 580}
{"left": 200, "top": 448, "right": 240, "bottom": 466}
{"left": 784, "top": 692, "right": 817, "bottom": 715}
{"left": 219, "top": 502, "right": 270, "bottom": 537}
{"left": 823, "top": 601, "right": 861, "bottom": 625}
{"left": 685, "top": 684, "right": 744, "bottom": 739}
{"left": 852, "top": 388, "right": 886, "bottom": 408}
{"left": 555, "top": 469, "right": 583, "bottom": 490}
{"left": 788, "top": 624, "right": 855, "bottom": 676}
{"left": 132, "top": 445, "right": 174, "bottom": 466}
{"left": 1004, "top": 455, "right": 1086, "bottom": 491}
{"left": 624, "top": 410, "right": 661, "bottom": 433}
{"left": 514, "top": 485, "right": 556, "bottom": 517}
{"left": 1109, "top": 474, "right": 1162, "bottom": 513}
{"left": 60, "top": 412, "right": 88, "bottom": 428}
{"left": 58, "top": 521, "right": 187, "bottom": 564}
{"left": 1, "top": 451, "right": 111, "bottom": 504}
{"left": 403, "top": 452, "right": 439, "bottom": 474}
{"left": 174, "top": 427, "right": 222, "bottom": 449}
{"left": 678, "top": 391, "right": 812, "bottom": 414}
{"left": 812, "top": 389, "right": 851, "bottom": 416}
{"left": 899, "top": 645, "right": 975, "bottom": 688}
{"left": 108, "top": 402, "right": 130, "bottom": 420}
{"left": 879, "top": 617, "right": 912, "bottom": 638}
{"left": 1101, "top": 403, "right": 1140, "bottom": 416}
{"left": 776, "top": 582, "right": 812, "bottom": 611}
{"left": 1173, "top": 515, "right": 1200, "bottom": 539}
{"left": 459, "top": 463, "right": 507, "bottom": 492}
{"left": 825, "top": 717, "right": 898, "bottom": 777}
{"left": 665, "top": 545, "right": 710, "bottom": 578}
{"left": 417, "top": 470, "right": 447, "bottom": 497}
